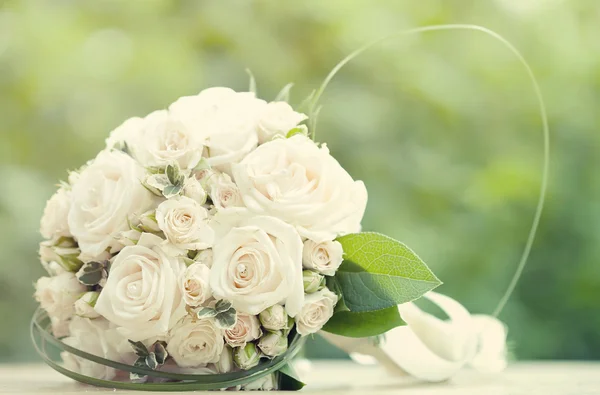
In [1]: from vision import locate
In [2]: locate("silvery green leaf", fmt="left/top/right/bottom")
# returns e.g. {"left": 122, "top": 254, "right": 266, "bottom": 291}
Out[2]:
{"left": 153, "top": 341, "right": 168, "bottom": 365}
{"left": 274, "top": 83, "right": 294, "bottom": 102}
{"left": 215, "top": 308, "right": 237, "bottom": 330}
{"left": 130, "top": 357, "right": 148, "bottom": 382}
{"left": 166, "top": 162, "right": 184, "bottom": 187}
{"left": 75, "top": 261, "right": 105, "bottom": 286}
{"left": 145, "top": 352, "right": 158, "bottom": 370}
{"left": 197, "top": 307, "right": 218, "bottom": 319}
{"left": 335, "top": 232, "right": 441, "bottom": 312}
{"left": 215, "top": 300, "right": 232, "bottom": 313}
{"left": 162, "top": 184, "right": 182, "bottom": 198}
{"left": 128, "top": 340, "right": 149, "bottom": 357}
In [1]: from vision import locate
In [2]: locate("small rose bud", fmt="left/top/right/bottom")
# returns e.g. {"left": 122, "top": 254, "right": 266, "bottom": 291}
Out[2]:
{"left": 139, "top": 210, "right": 161, "bottom": 233}
{"left": 242, "top": 373, "right": 277, "bottom": 391}
{"left": 259, "top": 305, "right": 289, "bottom": 331}
{"left": 303, "top": 270, "right": 325, "bottom": 294}
{"left": 257, "top": 331, "right": 288, "bottom": 358}
{"left": 233, "top": 342, "right": 261, "bottom": 370}
{"left": 216, "top": 345, "right": 234, "bottom": 373}
{"left": 74, "top": 291, "right": 100, "bottom": 318}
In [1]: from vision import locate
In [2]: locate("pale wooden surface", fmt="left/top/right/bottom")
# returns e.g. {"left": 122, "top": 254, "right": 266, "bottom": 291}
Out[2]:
{"left": 0, "top": 361, "right": 598, "bottom": 394}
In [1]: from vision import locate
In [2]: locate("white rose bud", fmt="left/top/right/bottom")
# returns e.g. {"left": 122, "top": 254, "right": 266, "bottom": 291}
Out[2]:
{"left": 74, "top": 292, "right": 100, "bottom": 319}
{"left": 242, "top": 373, "right": 276, "bottom": 391}
{"left": 259, "top": 305, "right": 288, "bottom": 331}
{"left": 191, "top": 249, "right": 213, "bottom": 268}
{"left": 156, "top": 196, "right": 215, "bottom": 250}
{"left": 257, "top": 101, "right": 307, "bottom": 144}
{"left": 40, "top": 187, "right": 72, "bottom": 240}
{"left": 295, "top": 288, "right": 338, "bottom": 336}
{"left": 233, "top": 342, "right": 261, "bottom": 370}
{"left": 224, "top": 314, "right": 262, "bottom": 348}
{"left": 209, "top": 172, "right": 244, "bottom": 210}
{"left": 39, "top": 241, "right": 83, "bottom": 272}
{"left": 180, "top": 263, "right": 212, "bottom": 307}
{"left": 215, "top": 345, "right": 234, "bottom": 373}
{"left": 302, "top": 239, "right": 343, "bottom": 276}
{"left": 183, "top": 176, "right": 207, "bottom": 204}
{"left": 139, "top": 210, "right": 161, "bottom": 233}
{"left": 167, "top": 316, "right": 225, "bottom": 367}
{"left": 302, "top": 270, "right": 326, "bottom": 294}
{"left": 257, "top": 331, "right": 288, "bottom": 358}
{"left": 35, "top": 272, "right": 86, "bottom": 321}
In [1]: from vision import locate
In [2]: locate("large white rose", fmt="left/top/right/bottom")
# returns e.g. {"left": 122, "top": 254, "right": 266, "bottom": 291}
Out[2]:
{"left": 94, "top": 233, "right": 186, "bottom": 341}
{"left": 156, "top": 196, "right": 215, "bottom": 250}
{"left": 68, "top": 150, "right": 155, "bottom": 260}
{"left": 61, "top": 317, "right": 131, "bottom": 380}
{"left": 180, "top": 262, "right": 212, "bottom": 307}
{"left": 210, "top": 215, "right": 304, "bottom": 316}
{"left": 232, "top": 134, "right": 368, "bottom": 242}
{"left": 257, "top": 101, "right": 307, "bottom": 143}
{"left": 167, "top": 316, "right": 224, "bottom": 367}
{"left": 105, "top": 116, "right": 144, "bottom": 150}
{"left": 224, "top": 314, "right": 262, "bottom": 348}
{"left": 40, "top": 187, "right": 72, "bottom": 240}
{"left": 34, "top": 272, "right": 86, "bottom": 321}
{"left": 302, "top": 239, "right": 344, "bottom": 276}
{"left": 295, "top": 288, "right": 338, "bottom": 336}
{"left": 169, "top": 87, "right": 267, "bottom": 172}
{"left": 133, "top": 110, "right": 204, "bottom": 170}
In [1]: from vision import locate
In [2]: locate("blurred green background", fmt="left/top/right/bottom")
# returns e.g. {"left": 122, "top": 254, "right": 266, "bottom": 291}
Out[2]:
{"left": 1, "top": 0, "right": 599, "bottom": 363}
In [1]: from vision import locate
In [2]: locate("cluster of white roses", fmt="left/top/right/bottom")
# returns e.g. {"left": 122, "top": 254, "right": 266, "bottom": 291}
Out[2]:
{"left": 35, "top": 87, "right": 368, "bottom": 383}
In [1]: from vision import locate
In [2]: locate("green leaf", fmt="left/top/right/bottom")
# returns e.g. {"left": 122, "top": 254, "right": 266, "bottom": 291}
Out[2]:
{"left": 286, "top": 125, "right": 309, "bottom": 139}
{"left": 246, "top": 68, "right": 257, "bottom": 93}
{"left": 277, "top": 364, "right": 305, "bottom": 391}
{"left": 128, "top": 340, "right": 149, "bottom": 358}
{"left": 196, "top": 307, "right": 218, "bottom": 319}
{"left": 162, "top": 184, "right": 182, "bottom": 198}
{"left": 335, "top": 232, "right": 441, "bottom": 312}
{"left": 215, "top": 308, "right": 237, "bottom": 330}
{"left": 75, "top": 261, "right": 105, "bottom": 286}
{"left": 145, "top": 353, "right": 158, "bottom": 370}
{"left": 152, "top": 341, "right": 168, "bottom": 365}
{"left": 215, "top": 299, "right": 232, "bottom": 313}
{"left": 130, "top": 357, "right": 148, "bottom": 382}
{"left": 321, "top": 305, "right": 405, "bottom": 338}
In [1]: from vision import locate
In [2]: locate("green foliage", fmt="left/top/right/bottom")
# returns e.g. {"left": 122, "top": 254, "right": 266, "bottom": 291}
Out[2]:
{"left": 322, "top": 306, "right": 405, "bottom": 338}
{"left": 334, "top": 232, "right": 440, "bottom": 312}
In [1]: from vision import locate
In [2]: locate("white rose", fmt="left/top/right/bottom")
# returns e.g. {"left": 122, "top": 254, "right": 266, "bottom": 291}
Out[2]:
{"left": 50, "top": 317, "right": 70, "bottom": 338}
{"left": 233, "top": 134, "right": 367, "bottom": 242}
{"left": 215, "top": 345, "right": 234, "bottom": 373}
{"left": 180, "top": 262, "right": 212, "bottom": 307}
{"left": 210, "top": 215, "right": 304, "bottom": 316}
{"left": 94, "top": 233, "right": 186, "bottom": 341}
{"left": 68, "top": 150, "right": 155, "bottom": 260}
{"left": 302, "top": 239, "right": 343, "bottom": 276}
{"left": 209, "top": 173, "right": 244, "bottom": 210}
{"left": 167, "top": 316, "right": 224, "bottom": 367}
{"left": 224, "top": 314, "right": 262, "bottom": 348}
{"left": 156, "top": 196, "right": 215, "bottom": 250}
{"left": 74, "top": 291, "right": 100, "bottom": 319}
{"left": 183, "top": 176, "right": 207, "bottom": 204}
{"left": 34, "top": 272, "right": 86, "bottom": 321}
{"left": 259, "top": 304, "right": 289, "bottom": 331}
{"left": 61, "top": 317, "right": 128, "bottom": 380}
{"left": 295, "top": 288, "right": 338, "bottom": 336}
{"left": 257, "top": 330, "right": 287, "bottom": 358}
{"left": 169, "top": 87, "right": 267, "bottom": 172}
{"left": 242, "top": 374, "right": 276, "bottom": 391}
{"left": 40, "top": 187, "right": 72, "bottom": 240}
{"left": 133, "top": 110, "right": 204, "bottom": 170}
{"left": 105, "top": 116, "right": 144, "bottom": 149}
{"left": 257, "top": 101, "right": 307, "bottom": 143}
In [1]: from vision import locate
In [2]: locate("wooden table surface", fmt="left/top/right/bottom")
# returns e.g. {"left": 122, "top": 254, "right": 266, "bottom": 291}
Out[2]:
{"left": 0, "top": 361, "right": 598, "bottom": 394}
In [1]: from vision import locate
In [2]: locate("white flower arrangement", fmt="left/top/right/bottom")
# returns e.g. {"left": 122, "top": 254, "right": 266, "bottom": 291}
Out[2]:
{"left": 31, "top": 24, "right": 550, "bottom": 392}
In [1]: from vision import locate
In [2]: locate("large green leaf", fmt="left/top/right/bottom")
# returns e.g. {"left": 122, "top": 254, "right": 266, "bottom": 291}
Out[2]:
{"left": 277, "top": 364, "right": 305, "bottom": 391}
{"left": 322, "top": 305, "right": 405, "bottom": 338}
{"left": 335, "top": 232, "right": 441, "bottom": 312}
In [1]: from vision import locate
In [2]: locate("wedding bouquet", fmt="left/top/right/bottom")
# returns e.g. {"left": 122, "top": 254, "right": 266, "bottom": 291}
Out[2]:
{"left": 31, "top": 25, "right": 547, "bottom": 391}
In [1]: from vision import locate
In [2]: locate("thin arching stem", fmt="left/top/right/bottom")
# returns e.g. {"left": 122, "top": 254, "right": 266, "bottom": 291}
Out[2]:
{"left": 308, "top": 24, "right": 550, "bottom": 317}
